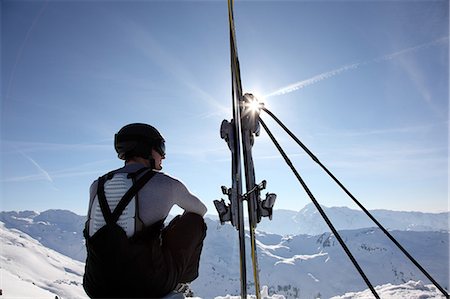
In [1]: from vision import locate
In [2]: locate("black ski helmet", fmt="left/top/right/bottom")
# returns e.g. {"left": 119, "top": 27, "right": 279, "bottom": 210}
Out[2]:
{"left": 114, "top": 123, "right": 165, "bottom": 160}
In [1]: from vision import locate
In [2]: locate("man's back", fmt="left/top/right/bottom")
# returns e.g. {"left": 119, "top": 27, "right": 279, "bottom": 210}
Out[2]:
{"left": 83, "top": 123, "right": 207, "bottom": 298}
{"left": 87, "top": 163, "right": 207, "bottom": 230}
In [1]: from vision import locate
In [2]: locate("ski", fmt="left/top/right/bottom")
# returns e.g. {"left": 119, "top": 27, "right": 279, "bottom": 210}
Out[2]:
{"left": 240, "top": 93, "right": 264, "bottom": 299}
{"left": 215, "top": 0, "right": 247, "bottom": 297}
{"left": 214, "top": 1, "right": 276, "bottom": 298}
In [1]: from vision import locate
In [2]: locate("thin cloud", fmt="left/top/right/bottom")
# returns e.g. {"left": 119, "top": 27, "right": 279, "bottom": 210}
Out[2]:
{"left": 265, "top": 37, "right": 449, "bottom": 98}
{"left": 327, "top": 145, "right": 447, "bottom": 180}
{"left": 1, "top": 159, "right": 114, "bottom": 183}
{"left": 265, "top": 63, "right": 360, "bottom": 97}
{"left": 1, "top": 170, "right": 103, "bottom": 183}
{"left": 1, "top": 141, "right": 114, "bottom": 183}
{"left": 5, "top": 1, "right": 48, "bottom": 101}
{"left": 316, "top": 122, "right": 447, "bottom": 138}
{"left": 122, "top": 19, "right": 228, "bottom": 115}
{"left": 17, "top": 151, "right": 53, "bottom": 183}
{"left": 2, "top": 140, "right": 111, "bottom": 154}
{"left": 393, "top": 46, "right": 447, "bottom": 119}
{"left": 1, "top": 173, "right": 47, "bottom": 183}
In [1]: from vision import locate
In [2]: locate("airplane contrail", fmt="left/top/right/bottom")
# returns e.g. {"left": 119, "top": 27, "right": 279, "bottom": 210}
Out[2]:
{"left": 18, "top": 151, "right": 54, "bottom": 183}
{"left": 265, "top": 63, "right": 360, "bottom": 97}
{"left": 265, "top": 37, "right": 448, "bottom": 98}
{"left": 6, "top": 1, "right": 48, "bottom": 101}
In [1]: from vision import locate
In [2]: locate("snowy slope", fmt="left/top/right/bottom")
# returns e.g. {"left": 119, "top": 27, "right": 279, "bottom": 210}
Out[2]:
{"left": 193, "top": 219, "right": 448, "bottom": 298}
{"left": 0, "top": 221, "right": 274, "bottom": 299}
{"left": 1, "top": 269, "right": 57, "bottom": 298}
{"left": 1, "top": 210, "right": 448, "bottom": 298}
{"left": 216, "top": 281, "right": 447, "bottom": 299}
{"left": 0, "top": 222, "right": 87, "bottom": 299}
{"left": 331, "top": 280, "right": 446, "bottom": 299}
{"left": 257, "top": 229, "right": 448, "bottom": 298}
{"left": 0, "top": 210, "right": 86, "bottom": 262}
{"left": 1, "top": 218, "right": 446, "bottom": 299}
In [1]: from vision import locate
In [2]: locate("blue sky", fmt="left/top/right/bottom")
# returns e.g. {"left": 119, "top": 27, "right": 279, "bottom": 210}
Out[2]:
{"left": 1, "top": 0, "right": 448, "bottom": 217}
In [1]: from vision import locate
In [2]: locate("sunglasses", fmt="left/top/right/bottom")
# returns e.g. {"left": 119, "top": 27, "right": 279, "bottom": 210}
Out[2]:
{"left": 154, "top": 140, "right": 166, "bottom": 156}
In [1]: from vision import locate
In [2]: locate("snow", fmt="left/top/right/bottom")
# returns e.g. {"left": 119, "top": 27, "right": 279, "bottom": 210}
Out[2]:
{"left": 1, "top": 269, "right": 56, "bottom": 298}
{"left": 331, "top": 280, "right": 446, "bottom": 299}
{"left": 0, "top": 221, "right": 282, "bottom": 299}
{"left": 0, "top": 222, "right": 87, "bottom": 299}
{"left": 274, "top": 252, "right": 328, "bottom": 266}
{"left": 215, "top": 286, "right": 285, "bottom": 299}
{"left": 0, "top": 208, "right": 448, "bottom": 298}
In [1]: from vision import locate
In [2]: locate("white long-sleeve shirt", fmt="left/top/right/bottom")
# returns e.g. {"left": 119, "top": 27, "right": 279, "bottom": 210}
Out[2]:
{"left": 87, "top": 163, "right": 207, "bottom": 237}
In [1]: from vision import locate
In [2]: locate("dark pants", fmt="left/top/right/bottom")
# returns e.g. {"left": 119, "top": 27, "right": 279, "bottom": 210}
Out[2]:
{"left": 162, "top": 212, "right": 207, "bottom": 284}
{"left": 83, "top": 213, "right": 206, "bottom": 298}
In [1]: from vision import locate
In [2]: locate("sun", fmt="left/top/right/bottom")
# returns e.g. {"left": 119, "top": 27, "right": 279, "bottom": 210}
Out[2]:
{"left": 243, "top": 93, "right": 265, "bottom": 114}
{"left": 248, "top": 97, "right": 261, "bottom": 112}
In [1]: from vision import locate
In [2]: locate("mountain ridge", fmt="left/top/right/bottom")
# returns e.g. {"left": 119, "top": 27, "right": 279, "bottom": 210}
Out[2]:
{"left": 257, "top": 203, "right": 449, "bottom": 236}
{"left": 1, "top": 204, "right": 448, "bottom": 263}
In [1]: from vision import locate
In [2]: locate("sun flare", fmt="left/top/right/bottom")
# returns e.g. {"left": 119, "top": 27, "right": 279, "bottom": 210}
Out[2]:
{"left": 248, "top": 98, "right": 261, "bottom": 112}
{"left": 244, "top": 93, "right": 265, "bottom": 114}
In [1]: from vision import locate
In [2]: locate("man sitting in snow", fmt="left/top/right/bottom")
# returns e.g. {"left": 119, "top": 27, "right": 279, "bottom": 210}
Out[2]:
{"left": 83, "top": 123, "right": 207, "bottom": 298}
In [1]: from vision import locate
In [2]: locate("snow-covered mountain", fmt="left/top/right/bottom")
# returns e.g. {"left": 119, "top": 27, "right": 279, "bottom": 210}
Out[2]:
{"left": 1, "top": 208, "right": 448, "bottom": 298}
{"left": 0, "top": 222, "right": 86, "bottom": 298}
{"left": 196, "top": 218, "right": 448, "bottom": 298}
{"left": 1, "top": 204, "right": 447, "bottom": 264}
{"left": 256, "top": 203, "right": 449, "bottom": 236}
{"left": 0, "top": 210, "right": 86, "bottom": 261}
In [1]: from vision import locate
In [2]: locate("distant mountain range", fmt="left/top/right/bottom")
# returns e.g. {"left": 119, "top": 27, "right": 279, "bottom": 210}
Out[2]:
{"left": 1, "top": 205, "right": 448, "bottom": 298}
{"left": 256, "top": 203, "right": 449, "bottom": 236}
{"left": 1, "top": 204, "right": 447, "bottom": 264}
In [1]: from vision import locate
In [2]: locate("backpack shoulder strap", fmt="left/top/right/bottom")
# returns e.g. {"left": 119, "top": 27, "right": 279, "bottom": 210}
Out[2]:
{"left": 93, "top": 166, "right": 125, "bottom": 222}
{"left": 96, "top": 175, "right": 113, "bottom": 225}
{"left": 96, "top": 168, "right": 156, "bottom": 226}
{"left": 111, "top": 169, "right": 156, "bottom": 224}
